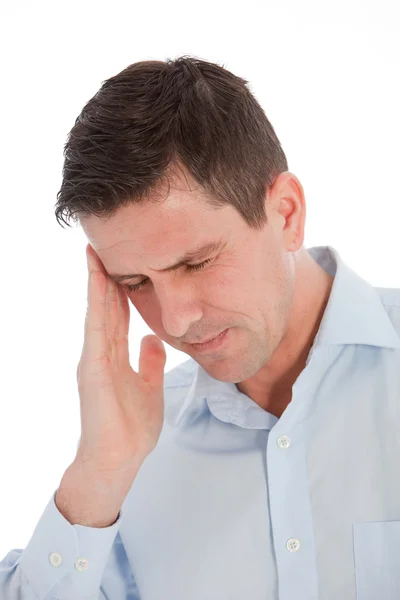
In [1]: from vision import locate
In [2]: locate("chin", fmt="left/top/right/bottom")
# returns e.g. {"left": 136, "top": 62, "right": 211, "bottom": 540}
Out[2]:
{"left": 198, "top": 356, "right": 250, "bottom": 384}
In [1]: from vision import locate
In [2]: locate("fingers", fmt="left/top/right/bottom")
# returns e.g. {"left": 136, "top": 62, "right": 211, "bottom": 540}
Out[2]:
{"left": 86, "top": 243, "right": 104, "bottom": 274}
{"left": 116, "top": 285, "right": 131, "bottom": 366}
{"left": 84, "top": 243, "right": 130, "bottom": 367}
{"left": 117, "top": 283, "right": 130, "bottom": 340}
{"left": 86, "top": 244, "right": 117, "bottom": 346}
{"left": 105, "top": 275, "right": 119, "bottom": 348}
{"left": 84, "top": 249, "right": 108, "bottom": 365}
{"left": 138, "top": 335, "right": 167, "bottom": 386}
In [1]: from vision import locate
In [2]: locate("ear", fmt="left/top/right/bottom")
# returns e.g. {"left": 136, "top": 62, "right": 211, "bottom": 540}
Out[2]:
{"left": 270, "top": 172, "right": 306, "bottom": 251}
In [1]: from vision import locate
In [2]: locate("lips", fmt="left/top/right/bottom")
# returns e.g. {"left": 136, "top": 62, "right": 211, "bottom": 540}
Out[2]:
{"left": 190, "top": 331, "right": 224, "bottom": 344}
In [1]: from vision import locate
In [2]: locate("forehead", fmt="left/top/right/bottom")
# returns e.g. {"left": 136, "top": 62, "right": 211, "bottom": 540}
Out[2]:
{"left": 81, "top": 184, "right": 232, "bottom": 271}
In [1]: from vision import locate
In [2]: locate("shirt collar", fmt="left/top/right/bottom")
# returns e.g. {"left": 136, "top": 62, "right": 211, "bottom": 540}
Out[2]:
{"left": 308, "top": 245, "right": 400, "bottom": 349}
{"left": 171, "top": 245, "right": 400, "bottom": 428}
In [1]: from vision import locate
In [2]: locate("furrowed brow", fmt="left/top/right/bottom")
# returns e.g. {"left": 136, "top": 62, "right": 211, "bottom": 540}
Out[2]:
{"left": 109, "top": 238, "right": 227, "bottom": 283}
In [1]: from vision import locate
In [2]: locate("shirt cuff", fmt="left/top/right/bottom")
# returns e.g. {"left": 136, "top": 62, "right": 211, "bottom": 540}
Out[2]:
{"left": 18, "top": 489, "right": 123, "bottom": 600}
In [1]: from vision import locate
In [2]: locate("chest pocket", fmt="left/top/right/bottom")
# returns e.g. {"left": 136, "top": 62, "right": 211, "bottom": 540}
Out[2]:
{"left": 353, "top": 521, "right": 400, "bottom": 599}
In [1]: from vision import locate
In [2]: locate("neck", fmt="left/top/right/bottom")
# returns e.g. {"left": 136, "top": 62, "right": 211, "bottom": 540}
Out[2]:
{"left": 236, "top": 251, "right": 334, "bottom": 418}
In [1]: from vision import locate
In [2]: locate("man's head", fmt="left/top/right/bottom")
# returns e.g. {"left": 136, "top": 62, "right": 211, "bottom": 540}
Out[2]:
{"left": 55, "top": 56, "right": 318, "bottom": 387}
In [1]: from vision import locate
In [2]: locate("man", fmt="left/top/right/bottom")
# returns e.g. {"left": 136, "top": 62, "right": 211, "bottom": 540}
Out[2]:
{"left": 1, "top": 56, "right": 399, "bottom": 600}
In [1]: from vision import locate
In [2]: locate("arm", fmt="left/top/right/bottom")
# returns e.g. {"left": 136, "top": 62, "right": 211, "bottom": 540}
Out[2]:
{"left": 0, "top": 242, "right": 165, "bottom": 599}
{"left": 0, "top": 487, "right": 141, "bottom": 599}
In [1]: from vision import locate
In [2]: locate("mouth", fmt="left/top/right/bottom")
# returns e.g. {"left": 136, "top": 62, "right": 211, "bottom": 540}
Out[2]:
{"left": 188, "top": 328, "right": 230, "bottom": 353}
{"left": 189, "top": 331, "right": 225, "bottom": 344}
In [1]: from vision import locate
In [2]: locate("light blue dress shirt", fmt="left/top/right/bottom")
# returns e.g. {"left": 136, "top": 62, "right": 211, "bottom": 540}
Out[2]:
{"left": 1, "top": 245, "right": 400, "bottom": 600}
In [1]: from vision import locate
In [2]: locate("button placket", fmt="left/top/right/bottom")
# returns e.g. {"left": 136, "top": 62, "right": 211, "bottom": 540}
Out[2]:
{"left": 267, "top": 418, "right": 319, "bottom": 598}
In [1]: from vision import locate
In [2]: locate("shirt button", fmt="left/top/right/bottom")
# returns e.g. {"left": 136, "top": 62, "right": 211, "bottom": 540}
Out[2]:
{"left": 75, "top": 557, "right": 89, "bottom": 571}
{"left": 277, "top": 435, "right": 291, "bottom": 449}
{"left": 49, "top": 552, "right": 63, "bottom": 567}
{"left": 286, "top": 538, "right": 300, "bottom": 552}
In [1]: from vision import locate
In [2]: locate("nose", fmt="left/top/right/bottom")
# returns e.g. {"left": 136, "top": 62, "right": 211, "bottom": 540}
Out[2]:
{"left": 156, "top": 281, "right": 203, "bottom": 341}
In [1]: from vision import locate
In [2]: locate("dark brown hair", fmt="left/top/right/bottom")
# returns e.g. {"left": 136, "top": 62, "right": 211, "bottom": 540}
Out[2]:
{"left": 54, "top": 55, "right": 288, "bottom": 230}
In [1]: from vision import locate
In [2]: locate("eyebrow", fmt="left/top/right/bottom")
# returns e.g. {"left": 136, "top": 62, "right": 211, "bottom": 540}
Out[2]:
{"left": 109, "top": 238, "right": 227, "bottom": 283}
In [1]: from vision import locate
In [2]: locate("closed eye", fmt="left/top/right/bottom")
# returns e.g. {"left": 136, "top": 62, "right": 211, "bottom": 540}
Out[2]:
{"left": 124, "top": 258, "right": 214, "bottom": 293}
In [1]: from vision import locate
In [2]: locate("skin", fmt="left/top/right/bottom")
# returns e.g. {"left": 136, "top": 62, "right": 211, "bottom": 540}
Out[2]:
{"left": 81, "top": 169, "right": 334, "bottom": 419}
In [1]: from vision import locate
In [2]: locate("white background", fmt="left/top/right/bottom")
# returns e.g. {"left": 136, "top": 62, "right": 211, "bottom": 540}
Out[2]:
{"left": 0, "top": 0, "right": 399, "bottom": 559}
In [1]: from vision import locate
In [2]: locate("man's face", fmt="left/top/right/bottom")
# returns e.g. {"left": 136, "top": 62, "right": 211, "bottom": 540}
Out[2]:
{"left": 81, "top": 171, "right": 302, "bottom": 384}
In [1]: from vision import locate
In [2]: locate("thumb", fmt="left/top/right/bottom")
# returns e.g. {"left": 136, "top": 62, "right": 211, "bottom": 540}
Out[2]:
{"left": 138, "top": 335, "right": 167, "bottom": 387}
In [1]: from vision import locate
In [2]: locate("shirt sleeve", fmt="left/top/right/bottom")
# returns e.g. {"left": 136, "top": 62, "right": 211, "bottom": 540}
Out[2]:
{"left": 0, "top": 489, "right": 141, "bottom": 599}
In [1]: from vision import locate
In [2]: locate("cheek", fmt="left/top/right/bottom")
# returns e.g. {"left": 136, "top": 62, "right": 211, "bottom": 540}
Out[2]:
{"left": 129, "top": 293, "right": 156, "bottom": 320}
{"left": 127, "top": 273, "right": 235, "bottom": 321}
{"left": 129, "top": 294, "right": 167, "bottom": 337}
